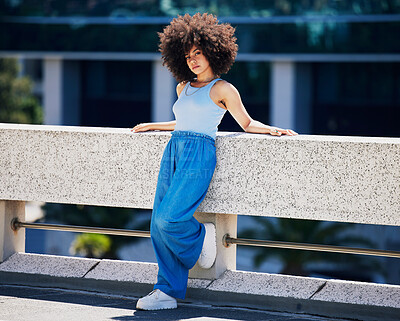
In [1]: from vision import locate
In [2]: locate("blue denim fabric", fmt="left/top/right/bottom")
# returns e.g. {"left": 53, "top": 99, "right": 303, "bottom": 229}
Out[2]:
{"left": 150, "top": 130, "right": 217, "bottom": 299}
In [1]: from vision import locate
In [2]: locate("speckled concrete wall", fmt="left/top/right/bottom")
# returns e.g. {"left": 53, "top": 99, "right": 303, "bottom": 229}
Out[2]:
{"left": 1, "top": 123, "right": 399, "bottom": 226}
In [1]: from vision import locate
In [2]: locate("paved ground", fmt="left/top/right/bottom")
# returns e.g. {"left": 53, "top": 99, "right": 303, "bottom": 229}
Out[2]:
{"left": 0, "top": 284, "right": 352, "bottom": 321}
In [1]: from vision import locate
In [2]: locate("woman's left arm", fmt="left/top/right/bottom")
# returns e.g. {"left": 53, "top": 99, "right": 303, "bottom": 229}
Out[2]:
{"left": 219, "top": 82, "right": 297, "bottom": 136}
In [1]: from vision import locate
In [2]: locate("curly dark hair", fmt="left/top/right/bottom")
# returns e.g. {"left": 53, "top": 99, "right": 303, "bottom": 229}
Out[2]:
{"left": 158, "top": 13, "right": 238, "bottom": 82}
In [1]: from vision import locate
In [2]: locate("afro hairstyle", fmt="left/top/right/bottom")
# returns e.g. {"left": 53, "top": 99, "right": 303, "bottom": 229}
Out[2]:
{"left": 158, "top": 13, "right": 238, "bottom": 82}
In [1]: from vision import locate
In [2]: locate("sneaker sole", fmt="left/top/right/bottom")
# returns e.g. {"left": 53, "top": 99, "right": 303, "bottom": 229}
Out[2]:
{"left": 136, "top": 304, "right": 177, "bottom": 311}
{"left": 136, "top": 299, "right": 178, "bottom": 311}
{"left": 198, "top": 223, "right": 217, "bottom": 269}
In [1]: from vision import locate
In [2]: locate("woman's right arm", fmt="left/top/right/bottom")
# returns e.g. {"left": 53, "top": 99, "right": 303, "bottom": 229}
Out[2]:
{"left": 131, "top": 120, "right": 176, "bottom": 132}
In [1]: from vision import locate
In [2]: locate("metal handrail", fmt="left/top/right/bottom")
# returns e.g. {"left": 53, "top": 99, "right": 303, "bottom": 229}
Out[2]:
{"left": 11, "top": 219, "right": 400, "bottom": 258}
{"left": 11, "top": 219, "right": 150, "bottom": 238}
{"left": 4, "top": 14, "right": 400, "bottom": 25}
{"left": 223, "top": 234, "right": 400, "bottom": 258}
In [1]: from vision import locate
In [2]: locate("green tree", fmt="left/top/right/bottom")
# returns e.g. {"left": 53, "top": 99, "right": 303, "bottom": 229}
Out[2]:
{"left": 0, "top": 58, "right": 43, "bottom": 124}
{"left": 70, "top": 233, "right": 111, "bottom": 259}
{"left": 240, "top": 217, "right": 383, "bottom": 281}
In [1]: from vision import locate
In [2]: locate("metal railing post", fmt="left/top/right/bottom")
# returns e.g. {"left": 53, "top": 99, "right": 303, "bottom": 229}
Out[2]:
{"left": 1, "top": 201, "right": 25, "bottom": 262}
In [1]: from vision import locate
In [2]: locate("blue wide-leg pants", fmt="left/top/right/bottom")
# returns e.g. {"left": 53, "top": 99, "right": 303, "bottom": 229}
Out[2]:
{"left": 150, "top": 130, "right": 217, "bottom": 299}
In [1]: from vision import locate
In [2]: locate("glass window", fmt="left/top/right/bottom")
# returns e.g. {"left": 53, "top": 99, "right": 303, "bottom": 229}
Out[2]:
{"left": 0, "top": 23, "right": 163, "bottom": 52}
{"left": 2, "top": 1, "right": 400, "bottom": 17}
{"left": 2, "top": 1, "right": 400, "bottom": 54}
{"left": 235, "top": 22, "right": 400, "bottom": 53}
{"left": 81, "top": 60, "right": 151, "bottom": 128}
{"left": 1, "top": 21, "right": 399, "bottom": 53}
{"left": 312, "top": 62, "right": 400, "bottom": 137}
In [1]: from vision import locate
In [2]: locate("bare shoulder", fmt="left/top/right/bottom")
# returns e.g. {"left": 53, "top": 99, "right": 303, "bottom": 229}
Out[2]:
{"left": 209, "top": 79, "right": 242, "bottom": 110}
{"left": 176, "top": 81, "right": 188, "bottom": 97}
{"left": 213, "top": 79, "right": 240, "bottom": 97}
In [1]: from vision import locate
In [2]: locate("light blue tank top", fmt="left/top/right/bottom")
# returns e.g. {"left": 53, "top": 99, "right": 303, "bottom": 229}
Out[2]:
{"left": 172, "top": 78, "right": 227, "bottom": 140}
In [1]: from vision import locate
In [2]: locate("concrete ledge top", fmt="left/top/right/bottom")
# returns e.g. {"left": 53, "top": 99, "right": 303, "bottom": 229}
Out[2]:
{"left": 1, "top": 123, "right": 399, "bottom": 225}
{"left": 1, "top": 253, "right": 399, "bottom": 310}
{"left": 1, "top": 122, "right": 400, "bottom": 144}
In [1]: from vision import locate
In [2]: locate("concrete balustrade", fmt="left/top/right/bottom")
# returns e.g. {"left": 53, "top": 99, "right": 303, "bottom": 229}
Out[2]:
{"left": 0, "top": 123, "right": 399, "bottom": 320}
{"left": 1, "top": 123, "right": 399, "bottom": 225}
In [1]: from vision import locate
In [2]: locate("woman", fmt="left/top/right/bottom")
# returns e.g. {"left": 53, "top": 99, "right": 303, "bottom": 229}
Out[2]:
{"left": 131, "top": 12, "right": 297, "bottom": 311}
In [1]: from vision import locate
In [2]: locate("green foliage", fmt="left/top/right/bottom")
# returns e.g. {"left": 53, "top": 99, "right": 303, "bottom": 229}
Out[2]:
{"left": 42, "top": 203, "right": 150, "bottom": 259}
{"left": 70, "top": 233, "right": 111, "bottom": 259}
{"left": 0, "top": 58, "right": 43, "bottom": 124}
{"left": 240, "top": 217, "right": 383, "bottom": 280}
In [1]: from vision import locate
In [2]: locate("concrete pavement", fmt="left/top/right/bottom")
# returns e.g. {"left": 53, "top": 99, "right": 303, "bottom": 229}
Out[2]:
{"left": 0, "top": 285, "right": 352, "bottom": 321}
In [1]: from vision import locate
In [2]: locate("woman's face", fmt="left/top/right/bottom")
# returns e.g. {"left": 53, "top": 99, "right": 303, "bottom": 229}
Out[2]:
{"left": 185, "top": 45, "right": 212, "bottom": 76}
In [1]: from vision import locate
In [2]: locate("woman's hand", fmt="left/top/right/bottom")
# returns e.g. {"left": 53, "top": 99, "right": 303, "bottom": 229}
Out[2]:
{"left": 131, "top": 123, "right": 153, "bottom": 133}
{"left": 131, "top": 120, "right": 176, "bottom": 132}
{"left": 268, "top": 126, "right": 298, "bottom": 136}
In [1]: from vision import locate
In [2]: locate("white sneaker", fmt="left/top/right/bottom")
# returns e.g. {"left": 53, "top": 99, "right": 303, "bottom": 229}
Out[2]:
{"left": 198, "top": 223, "right": 217, "bottom": 269}
{"left": 136, "top": 289, "right": 177, "bottom": 310}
